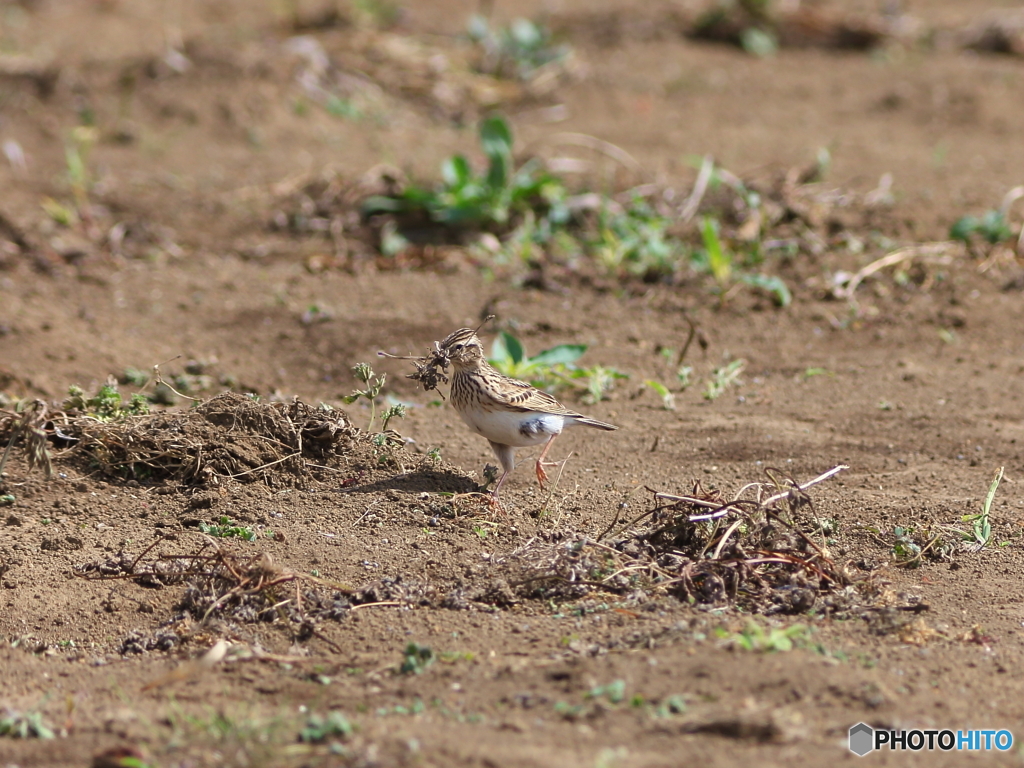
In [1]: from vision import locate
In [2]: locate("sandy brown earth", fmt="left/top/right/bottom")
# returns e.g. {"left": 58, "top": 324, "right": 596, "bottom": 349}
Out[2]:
{"left": 2, "top": 1, "right": 1024, "bottom": 766}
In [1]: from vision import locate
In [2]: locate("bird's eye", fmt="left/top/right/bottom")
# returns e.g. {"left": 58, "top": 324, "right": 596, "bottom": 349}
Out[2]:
{"left": 453, "top": 344, "right": 463, "bottom": 351}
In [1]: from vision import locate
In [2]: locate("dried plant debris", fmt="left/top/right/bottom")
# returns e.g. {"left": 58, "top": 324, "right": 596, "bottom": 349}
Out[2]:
{"left": 379, "top": 319, "right": 494, "bottom": 396}
{"left": 79, "top": 537, "right": 437, "bottom": 654}
{"left": 1, "top": 392, "right": 355, "bottom": 485}
{"left": 495, "top": 466, "right": 865, "bottom": 614}
{"left": 0, "top": 399, "right": 52, "bottom": 479}
{"left": 379, "top": 337, "right": 454, "bottom": 396}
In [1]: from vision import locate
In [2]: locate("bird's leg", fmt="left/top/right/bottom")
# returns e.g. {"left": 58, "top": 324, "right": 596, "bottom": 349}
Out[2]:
{"left": 489, "top": 467, "right": 511, "bottom": 515}
{"left": 535, "top": 434, "right": 564, "bottom": 490}
{"left": 487, "top": 441, "right": 516, "bottom": 514}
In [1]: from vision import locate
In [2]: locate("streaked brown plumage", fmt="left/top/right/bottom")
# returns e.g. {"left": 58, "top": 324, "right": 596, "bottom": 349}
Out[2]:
{"left": 441, "top": 327, "right": 617, "bottom": 504}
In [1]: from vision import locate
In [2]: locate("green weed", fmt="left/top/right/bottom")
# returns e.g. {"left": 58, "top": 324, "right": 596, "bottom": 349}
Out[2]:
{"left": 589, "top": 198, "right": 686, "bottom": 278}
{"left": 342, "top": 363, "right": 404, "bottom": 433}
{"left": 161, "top": 705, "right": 297, "bottom": 766}
{"left": 325, "top": 96, "right": 362, "bottom": 120}
{"left": 725, "top": 621, "right": 810, "bottom": 652}
{"left": 703, "top": 359, "right": 745, "bottom": 400}
{"left": 375, "top": 699, "right": 426, "bottom": 717}
{"left": 950, "top": 210, "right": 1014, "bottom": 245}
{"left": 65, "top": 383, "right": 149, "bottom": 421}
{"left": 380, "top": 403, "right": 406, "bottom": 432}
{"left": 692, "top": 217, "right": 791, "bottom": 306}
{"left": 891, "top": 525, "right": 921, "bottom": 564}
{"left": 586, "top": 679, "right": 626, "bottom": 705}
{"left": 122, "top": 367, "right": 150, "bottom": 386}
{"left": 199, "top": 516, "right": 258, "bottom": 541}
{"left": 488, "top": 331, "right": 626, "bottom": 401}
{"left": 400, "top": 643, "right": 435, "bottom": 675}
{"left": 802, "top": 367, "right": 833, "bottom": 380}
{"left": 0, "top": 709, "right": 55, "bottom": 739}
{"left": 644, "top": 380, "right": 675, "bottom": 410}
{"left": 467, "top": 16, "right": 571, "bottom": 82}
{"left": 65, "top": 126, "right": 97, "bottom": 217}
{"left": 363, "top": 114, "right": 568, "bottom": 236}
{"left": 961, "top": 466, "right": 1004, "bottom": 549}
{"left": 654, "top": 695, "right": 688, "bottom": 717}
{"left": 298, "top": 711, "right": 354, "bottom": 743}
{"left": 361, "top": 116, "right": 795, "bottom": 305}
{"left": 352, "top": 0, "right": 401, "bottom": 29}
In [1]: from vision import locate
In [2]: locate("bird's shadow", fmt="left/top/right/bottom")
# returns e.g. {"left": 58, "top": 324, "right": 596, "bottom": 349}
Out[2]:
{"left": 337, "top": 467, "right": 480, "bottom": 496}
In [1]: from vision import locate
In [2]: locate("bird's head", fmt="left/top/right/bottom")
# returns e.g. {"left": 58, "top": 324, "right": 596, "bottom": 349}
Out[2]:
{"left": 441, "top": 328, "right": 486, "bottom": 367}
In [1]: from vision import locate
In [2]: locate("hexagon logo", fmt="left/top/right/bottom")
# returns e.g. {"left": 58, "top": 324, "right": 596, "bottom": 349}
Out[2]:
{"left": 849, "top": 722, "right": 874, "bottom": 756}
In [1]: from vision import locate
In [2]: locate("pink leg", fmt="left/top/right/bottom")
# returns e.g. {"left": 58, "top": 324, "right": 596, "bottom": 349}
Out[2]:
{"left": 535, "top": 435, "right": 562, "bottom": 490}
{"left": 493, "top": 468, "right": 510, "bottom": 500}
{"left": 488, "top": 441, "right": 515, "bottom": 515}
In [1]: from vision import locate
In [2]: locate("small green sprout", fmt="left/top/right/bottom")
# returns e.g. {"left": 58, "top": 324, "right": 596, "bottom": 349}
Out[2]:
{"left": 644, "top": 380, "right": 676, "bottom": 410}
{"left": 950, "top": 210, "right": 1013, "bottom": 245}
{"left": 727, "top": 621, "right": 810, "bottom": 652}
{"left": 0, "top": 709, "right": 55, "bottom": 739}
{"left": 64, "top": 383, "right": 149, "bottom": 421}
{"left": 586, "top": 679, "right": 626, "bottom": 705}
{"left": 589, "top": 198, "right": 686, "bottom": 278}
{"left": 654, "top": 695, "right": 687, "bottom": 717}
{"left": 299, "top": 711, "right": 354, "bottom": 743}
{"left": 701, "top": 216, "right": 732, "bottom": 290}
{"left": 343, "top": 363, "right": 387, "bottom": 432}
{"left": 380, "top": 403, "right": 406, "bottom": 432}
{"left": 692, "top": 215, "right": 791, "bottom": 306}
{"left": 891, "top": 525, "right": 922, "bottom": 565}
{"left": 962, "top": 466, "right": 1004, "bottom": 549}
{"left": 677, "top": 365, "right": 693, "bottom": 389}
{"left": 467, "top": 16, "right": 571, "bottom": 82}
{"left": 703, "top": 359, "right": 745, "bottom": 400}
{"left": 199, "top": 516, "right": 257, "bottom": 541}
{"left": 400, "top": 643, "right": 435, "bottom": 675}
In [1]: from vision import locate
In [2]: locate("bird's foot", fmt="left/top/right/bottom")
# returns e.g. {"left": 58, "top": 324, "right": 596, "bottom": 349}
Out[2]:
{"left": 535, "top": 459, "right": 564, "bottom": 491}
{"left": 488, "top": 490, "right": 509, "bottom": 519}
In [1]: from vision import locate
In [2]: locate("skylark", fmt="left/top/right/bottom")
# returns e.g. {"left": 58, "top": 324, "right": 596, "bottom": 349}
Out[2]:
{"left": 440, "top": 327, "right": 618, "bottom": 503}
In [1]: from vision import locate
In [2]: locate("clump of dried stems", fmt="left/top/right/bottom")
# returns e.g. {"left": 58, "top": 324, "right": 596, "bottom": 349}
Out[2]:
{"left": 1, "top": 392, "right": 355, "bottom": 485}
{"left": 503, "top": 465, "right": 859, "bottom": 613}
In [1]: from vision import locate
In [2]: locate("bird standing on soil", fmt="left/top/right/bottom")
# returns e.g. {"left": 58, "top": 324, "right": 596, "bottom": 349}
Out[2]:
{"left": 441, "top": 327, "right": 618, "bottom": 504}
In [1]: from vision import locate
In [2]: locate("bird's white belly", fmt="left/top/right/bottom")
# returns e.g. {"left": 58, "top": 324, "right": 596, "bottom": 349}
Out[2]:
{"left": 458, "top": 407, "right": 564, "bottom": 447}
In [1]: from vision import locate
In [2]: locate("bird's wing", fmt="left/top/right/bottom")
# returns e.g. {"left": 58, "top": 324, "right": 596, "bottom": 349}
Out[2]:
{"left": 490, "top": 372, "right": 582, "bottom": 416}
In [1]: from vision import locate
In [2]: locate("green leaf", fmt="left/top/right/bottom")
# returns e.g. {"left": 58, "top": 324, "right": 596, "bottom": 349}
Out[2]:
{"left": 645, "top": 379, "right": 670, "bottom": 398}
{"left": 645, "top": 379, "right": 676, "bottom": 409}
{"left": 485, "top": 150, "right": 510, "bottom": 191}
{"left": 983, "top": 466, "right": 1004, "bottom": 518}
{"left": 510, "top": 18, "right": 543, "bottom": 48}
{"left": 949, "top": 215, "right": 976, "bottom": 242}
{"left": 361, "top": 194, "right": 406, "bottom": 215}
{"left": 479, "top": 114, "right": 513, "bottom": 161}
{"left": 442, "top": 155, "right": 473, "bottom": 189}
{"left": 978, "top": 210, "right": 1013, "bottom": 243}
{"left": 480, "top": 114, "right": 513, "bottom": 189}
{"left": 529, "top": 344, "right": 586, "bottom": 366}
{"left": 740, "top": 273, "right": 792, "bottom": 307}
{"left": 740, "top": 27, "right": 778, "bottom": 58}
{"left": 700, "top": 217, "right": 731, "bottom": 285}
{"left": 491, "top": 331, "right": 525, "bottom": 365}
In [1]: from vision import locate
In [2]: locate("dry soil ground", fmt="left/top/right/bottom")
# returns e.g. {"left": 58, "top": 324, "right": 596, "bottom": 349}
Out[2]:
{"left": 2, "top": 1, "right": 1024, "bottom": 767}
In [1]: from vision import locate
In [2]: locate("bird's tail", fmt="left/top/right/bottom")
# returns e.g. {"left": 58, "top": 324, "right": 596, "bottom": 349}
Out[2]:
{"left": 575, "top": 417, "right": 618, "bottom": 431}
